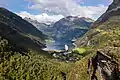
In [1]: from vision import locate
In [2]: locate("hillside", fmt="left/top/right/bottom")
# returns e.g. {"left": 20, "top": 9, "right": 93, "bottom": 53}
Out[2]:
{"left": 71, "top": 0, "right": 120, "bottom": 80}
{"left": 0, "top": 7, "right": 47, "bottom": 52}
{"left": 0, "top": 37, "right": 72, "bottom": 80}
{"left": 0, "top": 7, "right": 73, "bottom": 80}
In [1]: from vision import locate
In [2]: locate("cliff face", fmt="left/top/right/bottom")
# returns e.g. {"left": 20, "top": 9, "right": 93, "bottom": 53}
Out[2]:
{"left": 88, "top": 49, "right": 120, "bottom": 80}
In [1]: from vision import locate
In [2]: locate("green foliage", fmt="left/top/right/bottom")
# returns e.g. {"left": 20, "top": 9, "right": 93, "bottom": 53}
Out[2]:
{"left": 0, "top": 37, "right": 72, "bottom": 80}
{"left": 67, "top": 53, "right": 95, "bottom": 80}
{"left": 0, "top": 52, "right": 71, "bottom": 80}
{"left": 45, "top": 39, "right": 54, "bottom": 45}
{"left": 0, "top": 37, "right": 9, "bottom": 52}
{"left": 73, "top": 48, "right": 86, "bottom": 54}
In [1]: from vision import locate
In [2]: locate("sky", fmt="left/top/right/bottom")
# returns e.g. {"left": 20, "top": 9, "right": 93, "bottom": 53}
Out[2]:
{"left": 0, "top": 0, "right": 113, "bottom": 23}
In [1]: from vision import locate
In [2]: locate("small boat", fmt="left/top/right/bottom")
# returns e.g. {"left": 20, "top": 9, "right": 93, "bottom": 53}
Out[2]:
{"left": 65, "top": 44, "right": 69, "bottom": 51}
{"left": 72, "top": 38, "right": 77, "bottom": 43}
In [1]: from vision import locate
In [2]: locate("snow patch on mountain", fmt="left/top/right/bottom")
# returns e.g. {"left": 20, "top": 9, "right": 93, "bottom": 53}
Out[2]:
{"left": 17, "top": 11, "right": 64, "bottom": 24}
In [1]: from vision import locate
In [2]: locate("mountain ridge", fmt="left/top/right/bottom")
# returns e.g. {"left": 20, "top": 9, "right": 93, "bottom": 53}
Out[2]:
{"left": 91, "top": 0, "right": 120, "bottom": 28}
{"left": 0, "top": 7, "right": 47, "bottom": 52}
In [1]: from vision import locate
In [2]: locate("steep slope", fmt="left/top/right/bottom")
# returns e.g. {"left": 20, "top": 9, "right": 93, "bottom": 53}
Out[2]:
{"left": 0, "top": 8, "right": 72, "bottom": 80}
{"left": 71, "top": 0, "right": 120, "bottom": 80}
{"left": 76, "top": 0, "right": 120, "bottom": 47}
{"left": 91, "top": 0, "right": 120, "bottom": 28}
{"left": 0, "top": 7, "right": 46, "bottom": 52}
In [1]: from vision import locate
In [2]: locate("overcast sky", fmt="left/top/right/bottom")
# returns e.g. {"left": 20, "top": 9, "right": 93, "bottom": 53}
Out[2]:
{"left": 0, "top": 0, "right": 113, "bottom": 23}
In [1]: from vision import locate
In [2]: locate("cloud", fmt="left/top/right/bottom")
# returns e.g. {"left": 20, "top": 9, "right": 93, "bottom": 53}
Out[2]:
{"left": 25, "top": 0, "right": 108, "bottom": 19}
{"left": 17, "top": 11, "right": 64, "bottom": 24}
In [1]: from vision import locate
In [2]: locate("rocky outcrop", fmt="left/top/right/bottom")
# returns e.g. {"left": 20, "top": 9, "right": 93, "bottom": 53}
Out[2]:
{"left": 88, "top": 50, "right": 120, "bottom": 80}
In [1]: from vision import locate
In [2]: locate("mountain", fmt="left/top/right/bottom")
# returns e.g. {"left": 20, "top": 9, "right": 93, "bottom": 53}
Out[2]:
{"left": 76, "top": 0, "right": 120, "bottom": 47}
{"left": 24, "top": 17, "right": 54, "bottom": 37}
{"left": 52, "top": 16, "right": 94, "bottom": 46}
{"left": 0, "top": 7, "right": 47, "bottom": 52}
{"left": 72, "top": 0, "right": 120, "bottom": 80}
{"left": 25, "top": 16, "right": 94, "bottom": 50}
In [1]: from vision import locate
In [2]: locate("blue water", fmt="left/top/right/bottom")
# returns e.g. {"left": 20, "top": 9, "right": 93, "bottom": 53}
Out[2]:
{"left": 43, "top": 41, "right": 73, "bottom": 51}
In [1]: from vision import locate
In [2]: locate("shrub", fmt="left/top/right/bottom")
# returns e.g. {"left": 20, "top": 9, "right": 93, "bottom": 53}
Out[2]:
{"left": 73, "top": 48, "right": 86, "bottom": 54}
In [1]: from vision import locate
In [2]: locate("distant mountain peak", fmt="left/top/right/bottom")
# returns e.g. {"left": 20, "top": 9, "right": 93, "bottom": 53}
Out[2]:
{"left": 24, "top": 17, "right": 54, "bottom": 25}
{"left": 52, "top": 16, "right": 93, "bottom": 42}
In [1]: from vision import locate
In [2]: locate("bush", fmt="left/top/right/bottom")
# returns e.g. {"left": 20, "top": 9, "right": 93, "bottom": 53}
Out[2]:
{"left": 73, "top": 48, "right": 86, "bottom": 54}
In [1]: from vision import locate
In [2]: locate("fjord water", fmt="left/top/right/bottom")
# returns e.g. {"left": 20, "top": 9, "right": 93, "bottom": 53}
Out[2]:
{"left": 43, "top": 40, "right": 74, "bottom": 51}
